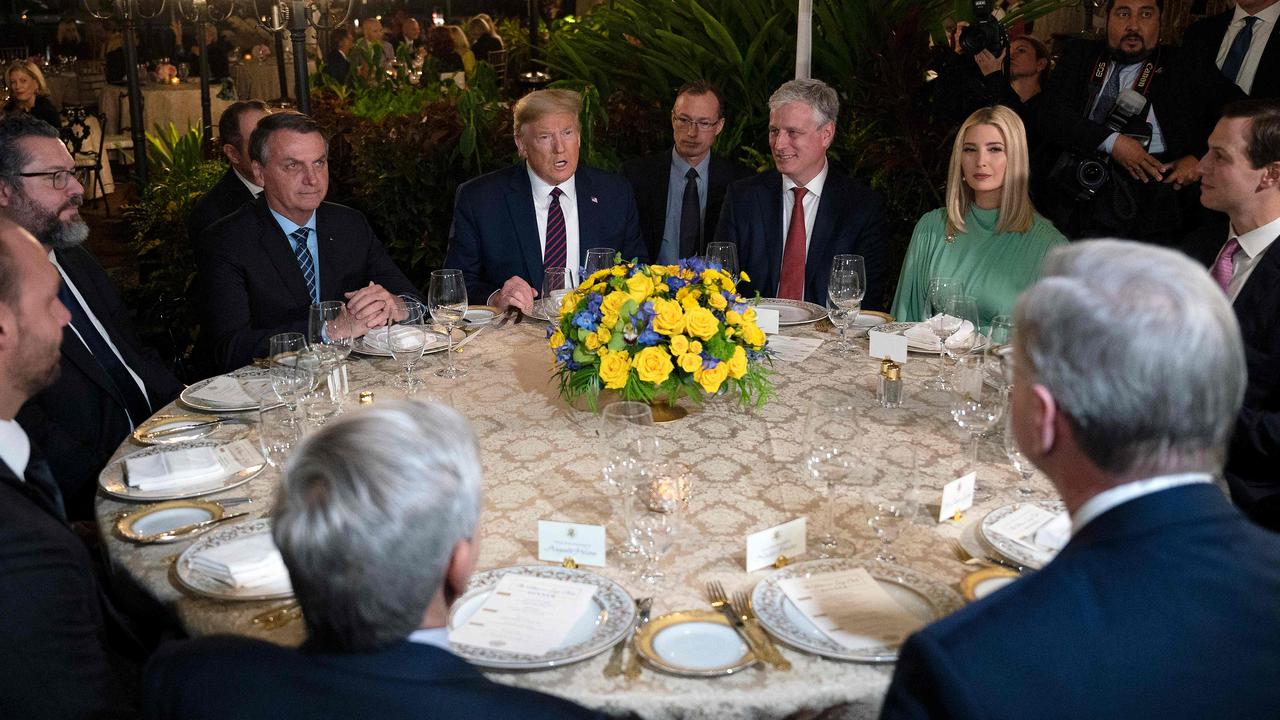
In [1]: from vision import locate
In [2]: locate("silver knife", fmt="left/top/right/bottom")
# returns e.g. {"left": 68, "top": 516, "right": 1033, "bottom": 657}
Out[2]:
{"left": 604, "top": 596, "right": 650, "bottom": 678}
{"left": 149, "top": 511, "right": 248, "bottom": 541}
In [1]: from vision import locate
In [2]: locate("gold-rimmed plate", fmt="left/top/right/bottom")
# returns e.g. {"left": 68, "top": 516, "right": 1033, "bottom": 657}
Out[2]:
{"left": 132, "top": 414, "right": 221, "bottom": 445}
{"left": 115, "top": 499, "right": 224, "bottom": 544}
{"left": 351, "top": 326, "right": 465, "bottom": 357}
{"left": 99, "top": 440, "right": 266, "bottom": 502}
{"left": 634, "top": 609, "right": 757, "bottom": 677}
{"left": 754, "top": 298, "right": 827, "bottom": 326}
{"left": 959, "top": 566, "right": 1021, "bottom": 602}
{"left": 464, "top": 305, "right": 499, "bottom": 326}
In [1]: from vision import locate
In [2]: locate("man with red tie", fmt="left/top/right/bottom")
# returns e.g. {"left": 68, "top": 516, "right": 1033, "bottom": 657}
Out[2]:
{"left": 715, "top": 79, "right": 888, "bottom": 309}
{"left": 1185, "top": 98, "right": 1280, "bottom": 530}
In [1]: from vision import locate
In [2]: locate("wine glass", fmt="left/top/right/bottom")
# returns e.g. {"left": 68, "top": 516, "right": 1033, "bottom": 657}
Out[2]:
{"left": 387, "top": 296, "right": 428, "bottom": 392}
{"left": 538, "top": 267, "right": 572, "bottom": 322}
{"left": 631, "top": 491, "right": 682, "bottom": 587}
{"left": 804, "top": 389, "right": 860, "bottom": 557}
{"left": 268, "top": 332, "right": 312, "bottom": 421}
{"left": 601, "top": 402, "right": 656, "bottom": 565}
{"left": 1005, "top": 413, "right": 1037, "bottom": 497}
{"left": 924, "top": 277, "right": 962, "bottom": 389}
{"left": 582, "top": 247, "right": 615, "bottom": 284}
{"left": 177, "top": 62, "right": 190, "bottom": 80}
{"left": 257, "top": 401, "right": 299, "bottom": 468}
{"left": 861, "top": 445, "right": 919, "bottom": 563}
{"left": 984, "top": 314, "right": 1014, "bottom": 394}
{"left": 428, "top": 269, "right": 468, "bottom": 379}
{"left": 950, "top": 353, "right": 1006, "bottom": 503}
{"left": 827, "top": 254, "right": 866, "bottom": 353}
{"left": 309, "top": 301, "right": 354, "bottom": 401}
{"left": 705, "top": 241, "right": 739, "bottom": 277}
{"left": 934, "top": 294, "right": 979, "bottom": 392}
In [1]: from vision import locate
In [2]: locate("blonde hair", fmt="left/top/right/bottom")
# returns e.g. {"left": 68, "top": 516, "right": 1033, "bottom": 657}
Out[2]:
{"left": 56, "top": 19, "right": 80, "bottom": 45}
{"left": 444, "top": 25, "right": 469, "bottom": 55}
{"left": 467, "top": 13, "right": 497, "bottom": 39}
{"left": 5, "top": 61, "right": 50, "bottom": 99}
{"left": 513, "top": 88, "right": 581, "bottom": 138}
{"left": 945, "top": 105, "right": 1033, "bottom": 237}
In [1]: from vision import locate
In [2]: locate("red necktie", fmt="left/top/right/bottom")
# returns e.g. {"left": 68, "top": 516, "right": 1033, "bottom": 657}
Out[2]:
{"left": 778, "top": 186, "right": 807, "bottom": 300}
{"left": 544, "top": 187, "right": 567, "bottom": 271}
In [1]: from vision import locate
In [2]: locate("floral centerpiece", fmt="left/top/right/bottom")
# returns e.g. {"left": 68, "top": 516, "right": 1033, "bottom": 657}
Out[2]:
{"left": 548, "top": 257, "right": 772, "bottom": 411}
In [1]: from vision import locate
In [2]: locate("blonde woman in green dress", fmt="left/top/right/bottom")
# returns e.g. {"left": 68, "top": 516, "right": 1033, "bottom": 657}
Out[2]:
{"left": 891, "top": 105, "right": 1065, "bottom": 326}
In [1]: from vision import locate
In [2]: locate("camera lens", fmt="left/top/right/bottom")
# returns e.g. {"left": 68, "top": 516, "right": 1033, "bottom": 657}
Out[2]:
{"left": 1077, "top": 160, "right": 1109, "bottom": 191}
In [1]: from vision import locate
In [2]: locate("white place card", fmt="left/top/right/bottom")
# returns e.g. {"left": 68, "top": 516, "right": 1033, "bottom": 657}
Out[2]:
{"left": 868, "top": 330, "right": 908, "bottom": 363}
{"left": 777, "top": 567, "right": 924, "bottom": 651}
{"left": 189, "top": 375, "right": 258, "bottom": 405}
{"left": 767, "top": 336, "right": 823, "bottom": 363}
{"left": 755, "top": 307, "right": 780, "bottom": 335}
{"left": 537, "top": 520, "right": 606, "bottom": 567}
{"left": 216, "top": 439, "right": 266, "bottom": 474}
{"left": 448, "top": 574, "right": 597, "bottom": 656}
{"left": 987, "top": 504, "right": 1061, "bottom": 547}
{"left": 745, "top": 517, "right": 806, "bottom": 572}
{"left": 937, "top": 471, "right": 976, "bottom": 522}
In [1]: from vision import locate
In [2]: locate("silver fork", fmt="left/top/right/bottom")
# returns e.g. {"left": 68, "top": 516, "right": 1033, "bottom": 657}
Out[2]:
{"left": 733, "top": 590, "right": 791, "bottom": 671}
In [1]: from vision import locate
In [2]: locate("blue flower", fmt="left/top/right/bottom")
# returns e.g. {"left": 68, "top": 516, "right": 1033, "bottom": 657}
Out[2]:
{"left": 701, "top": 353, "right": 720, "bottom": 370}
{"left": 667, "top": 275, "right": 686, "bottom": 292}
{"left": 586, "top": 293, "right": 603, "bottom": 314}
{"left": 637, "top": 327, "right": 661, "bottom": 347}
{"left": 572, "top": 311, "right": 598, "bottom": 332}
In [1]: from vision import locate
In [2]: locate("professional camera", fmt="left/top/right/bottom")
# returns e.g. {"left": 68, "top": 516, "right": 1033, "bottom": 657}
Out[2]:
{"left": 1049, "top": 89, "right": 1151, "bottom": 202}
{"left": 958, "top": 0, "right": 1009, "bottom": 56}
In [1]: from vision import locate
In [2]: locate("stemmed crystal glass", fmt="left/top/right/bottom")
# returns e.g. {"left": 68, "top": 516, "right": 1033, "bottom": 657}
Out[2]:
{"left": 428, "top": 269, "right": 468, "bottom": 379}
{"left": 257, "top": 401, "right": 298, "bottom": 468}
{"left": 827, "top": 254, "right": 866, "bottom": 353}
{"left": 804, "top": 389, "right": 860, "bottom": 557}
{"left": 924, "top": 277, "right": 962, "bottom": 390}
{"left": 582, "top": 247, "right": 615, "bottom": 283}
{"left": 600, "top": 402, "right": 657, "bottom": 566}
{"left": 861, "top": 445, "right": 919, "bottom": 563}
{"left": 984, "top": 314, "right": 1014, "bottom": 395}
{"left": 268, "top": 332, "right": 314, "bottom": 423}
{"left": 387, "top": 296, "right": 428, "bottom": 392}
{"left": 950, "top": 353, "right": 1006, "bottom": 502}
{"left": 705, "top": 242, "right": 739, "bottom": 277}
{"left": 631, "top": 461, "right": 688, "bottom": 587}
{"left": 1005, "top": 414, "right": 1037, "bottom": 497}
{"left": 308, "top": 300, "right": 354, "bottom": 403}
{"left": 538, "top": 267, "right": 572, "bottom": 322}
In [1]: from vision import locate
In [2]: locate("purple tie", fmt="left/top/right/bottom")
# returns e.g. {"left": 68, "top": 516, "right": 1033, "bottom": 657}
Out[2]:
{"left": 543, "top": 187, "right": 566, "bottom": 272}
{"left": 1212, "top": 237, "right": 1240, "bottom": 292}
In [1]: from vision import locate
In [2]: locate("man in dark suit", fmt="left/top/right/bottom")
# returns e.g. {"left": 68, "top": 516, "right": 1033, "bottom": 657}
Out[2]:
{"left": 1183, "top": 0, "right": 1280, "bottom": 100}
{"left": 1035, "top": 0, "right": 1244, "bottom": 243}
{"left": 881, "top": 240, "right": 1280, "bottom": 720}
{"left": 1182, "top": 99, "right": 1280, "bottom": 530}
{"left": 145, "top": 401, "right": 602, "bottom": 720}
{"left": 0, "top": 115, "right": 182, "bottom": 520}
{"left": 323, "top": 27, "right": 353, "bottom": 84}
{"left": 715, "top": 79, "right": 888, "bottom": 308}
{"left": 621, "top": 80, "right": 749, "bottom": 264}
{"left": 186, "top": 99, "right": 269, "bottom": 244}
{"left": 197, "top": 111, "right": 420, "bottom": 374}
{"left": 0, "top": 218, "right": 136, "bottom": 719}
{"left": 445, "top": 88, "right": 646, "bottom": 312}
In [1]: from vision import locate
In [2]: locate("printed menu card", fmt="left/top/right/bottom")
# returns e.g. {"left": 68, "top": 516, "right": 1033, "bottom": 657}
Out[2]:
{"left": 778, "top": 567, "right": 924, "bottom": 650}
{"left": 449, "top": 574, "right": 597, "bottom": 656}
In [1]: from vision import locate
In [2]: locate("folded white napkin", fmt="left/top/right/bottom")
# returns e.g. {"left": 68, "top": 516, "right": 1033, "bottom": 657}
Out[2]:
{"left": 124, "top": 447, "right": 225, "bottom": 492}
{"left": 363, "top": 326, "right": 434, "bottom": 353}
{"left": 1032, "top": 513, "right": 1071, "bottom": 552}
{"left": 904, "top": 315, "right": 975, "bottom": 351}
{"left": 187, "top": 375, "right": 258, "bottom": 406}
{"left": 188, "top": 533, "right": 291, "bottom": 589}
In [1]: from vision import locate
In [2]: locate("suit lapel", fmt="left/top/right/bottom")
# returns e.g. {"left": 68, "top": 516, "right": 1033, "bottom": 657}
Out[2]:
{"left": 575, "top": 169, "right": 599, "bottom": 268}
{"left": 806, "top": 172, "right": 841, "bottom": 295}
{"left": 505, "top": 163, "right": 544, "bottom": 280}
{"left": 253, "top": 199, "right": 313, "bottom": 305}
{"left": 54, "top": 251, "right": 130, "bottom": 411}
{"left": 314, "top": 205, "right": 340, "bottom": 301}
{"left": 1233, "top": 231, "right": 1280, "bottom": 312}
{"left": 762, "top": 173, "right": 784, "bottom": 294}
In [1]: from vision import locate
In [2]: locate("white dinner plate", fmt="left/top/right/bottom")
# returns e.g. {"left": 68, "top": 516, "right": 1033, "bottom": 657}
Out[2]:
{"left": 634, "top": 609, "right": 756, "bottom": 676}
{"left": 464, "top": 305, "right": 498, "bottom": 326}
{"left": 446, "top": 564, "right": 635, "bottom": 670}
{"left": 179, "top": 368, "right": 276, "bottom": 413}
{"left": 751, "top": 558, "right": 963, "bottom": 662}
{"left": 114, "top": 499, "right": 224, "bottom": 544}
{"left": 978, "top": 500, "right": 1067, "bottom": 571}
{"left": 131, "top": 414, "right": 221, "bottom": 445}
{"left": 754, "top": 298, "right": 827, "bottom": 326}
{"left": 175, "top": 519, "right": 293, "bottom": 601}
{"left": 351, "top": 327, "right": 464, "bottom": 357}
{"left": 960, "top": 566, "right": 1021, "bottom": 602}
{"left": 99, "top": 440, "right": 265, "bottom": 502}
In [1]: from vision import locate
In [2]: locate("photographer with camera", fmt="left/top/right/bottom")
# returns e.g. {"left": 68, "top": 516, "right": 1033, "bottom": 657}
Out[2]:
{"left": 1035, "top": 0, "right": 1243, "bottom": 244}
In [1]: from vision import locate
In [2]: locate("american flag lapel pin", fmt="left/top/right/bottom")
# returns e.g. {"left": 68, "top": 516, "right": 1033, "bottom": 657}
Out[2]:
{"left": 591, "top": 196, "right": 599, "bottom": 204}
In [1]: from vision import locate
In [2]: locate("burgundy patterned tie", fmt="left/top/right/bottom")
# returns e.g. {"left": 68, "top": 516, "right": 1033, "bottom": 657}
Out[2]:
{"left": 544, "top": 187, "right": 567, "bottom": 271}
{"left": 778, "top": 187, "right": 808, "bottom": 300}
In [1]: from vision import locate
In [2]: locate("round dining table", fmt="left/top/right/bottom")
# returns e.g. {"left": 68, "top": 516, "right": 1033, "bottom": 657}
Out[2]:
{"left": 95, "top": 317, "right": 1052, "bottom": 720}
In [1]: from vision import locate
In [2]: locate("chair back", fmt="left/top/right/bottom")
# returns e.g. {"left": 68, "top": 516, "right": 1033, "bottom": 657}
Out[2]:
{"left": 76, "top": 60, "right": 107, "bottom": 109}
{"left": 0, "top": 47, "right": 27, "bottom": 63}
{"left": 60, "top": 105, "right": 93, "bottom": 155}
{"left": 486, "top": 49, "right": 507, "bottom": 87}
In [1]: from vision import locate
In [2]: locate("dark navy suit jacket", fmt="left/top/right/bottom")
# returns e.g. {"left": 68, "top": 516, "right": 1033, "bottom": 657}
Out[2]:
{"left": 880, "top": 484, "right": 1280, "bottom": 720}
{"left": 444, "top": 162, "right": 646, "bottom": 302}
{"left": 187, "top": 167, "right": 255, "bottom": 245}
{"left": 144, "top": 635, "right": 604, "bottom": 720}
{"left": 1183, "top": 9, "right": 1280, "bottom": 100}
{"left": 714, "top": 167, "right": 889, "bottom": 310}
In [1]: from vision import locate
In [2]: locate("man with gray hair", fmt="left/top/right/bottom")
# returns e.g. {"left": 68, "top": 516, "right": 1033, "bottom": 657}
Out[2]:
{"left": 715, "top": 78, "right": 888, "bottom": 308}
{"left": 880, "top": 241, "right": 1280, "bottom": 719}
{"left": 0, "top": 114, "right": 181, "bottom": 520}
{"left": 144, "top": 401, "right": 602, "bottom": 719}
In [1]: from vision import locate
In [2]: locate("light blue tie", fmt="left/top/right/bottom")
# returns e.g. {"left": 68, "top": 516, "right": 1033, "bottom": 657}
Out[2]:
{"left": 1090, "top": 63, "right": 1124, "bottom": 124}
{"left": 290, "top": 226, "right": 317, "bottom": 303}
{"left": 1221, "top": 16, "right": 1259, "bottom": 85}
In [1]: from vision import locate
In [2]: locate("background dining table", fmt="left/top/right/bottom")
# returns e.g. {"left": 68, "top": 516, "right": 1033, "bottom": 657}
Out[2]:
{"left": 98, "top": 80, "right": 235, "bottom": 135}
{"left": 231, "top": 59, "right": 315, "bottom": 102}
{"left": 95, "top": 319, "right": 1052, "bottom": 719}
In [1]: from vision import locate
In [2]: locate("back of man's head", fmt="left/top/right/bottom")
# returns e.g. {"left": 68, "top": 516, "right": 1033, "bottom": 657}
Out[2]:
{"left": 1015, "top": 240, "right": 1244, "bottom": 481}
{"left": 272, "top": 401, "right": 483, "bottom": 651}
{"left": 1221, "top": 98, "right": 1280, "bottom": 169}
{"left": 218, "top": 100, "right": 269, "bottom": 155}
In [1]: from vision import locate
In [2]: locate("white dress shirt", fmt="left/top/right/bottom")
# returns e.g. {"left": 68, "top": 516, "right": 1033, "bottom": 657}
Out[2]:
{"left": 406, "top": 626, "right": 451, "bottom": 650}
{"left": 528, "top": 165, "right": 580, "bottom": 278}
{"left": 234, "top": 167, "right": 263, "bottom": 197}
{"left": 1225, "top": 214, "right": 1280, "bottom": 302}
{"left": 1215, "top": 2, "right": 1280, "bottom": 95}
{"left": 1071, "top": 472, "right": 1214, "bottom": 534}
{"left": 0, "top": 418, "right": 30, "bottom": 480}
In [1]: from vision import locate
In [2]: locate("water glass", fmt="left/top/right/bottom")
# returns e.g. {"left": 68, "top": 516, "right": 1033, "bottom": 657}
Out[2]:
{"left": 827, "top": 255, "right": 866, "bottom": 353}
{"left": 705, "top": 242, "right": 739, "bottom": 277}
{"left": 387, "top": 296, "right": 428, "bottom": 392}
{"left": 601, "top": 402, "right": 656, "bottom": 565}
{"left": 258, "top": 402, "right": 299, "bottom": 468}
{"left": 1005, "top": 414, "right": 1036, "bottom": 497}
{"left": 539, "top": 267, "right": 572, "bottom": 322}
{"left": 924, "top": 277, "right": 961, "bottom": 390}
{"left": 582, "top": 247, "right": 615, "bottom": 283}
{"left": 631, "top": 498, "right": 682, "bottom": 587}
{"left": 950, "top": 353, "right": 1006, "bottom": 501}
{"left": 861, "top": 446, "right": 919, "bottom": 563}
{"left": 428, "top": 269, "right": 468, "bottom": 379}
{"left": 300, "top": 389, "right": 342, "bottom": 431}
{"left": 309, "top": 301, "right": 354, "bottom": 400}
{"left": 985, "top": 314, "right": 1014, "bottom": 392}
{"left": 804, "top": 389, "right": 860, "bottom": 557}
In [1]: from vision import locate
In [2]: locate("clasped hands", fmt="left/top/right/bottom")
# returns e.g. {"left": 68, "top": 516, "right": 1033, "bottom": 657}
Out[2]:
{"left": 492, "top": 276, "right": 538, "bottom": 314}
{"left": 1110, "top": 136, "right": 1200, "bottom": 190}
{"left": 324, "top": 282, "right": 407, "bottom": 339}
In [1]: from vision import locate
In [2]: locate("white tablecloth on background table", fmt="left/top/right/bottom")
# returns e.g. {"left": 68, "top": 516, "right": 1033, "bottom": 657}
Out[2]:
{"left": 231, "top": 59, "right": 315, "bottom": 101}
{"left": 98, "top": 81, "right": 235, "bottom": 135}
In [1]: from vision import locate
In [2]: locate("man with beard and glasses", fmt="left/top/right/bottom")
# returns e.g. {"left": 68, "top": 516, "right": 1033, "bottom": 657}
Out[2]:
{"left": 1036, "top": 0, "right": 1244, "bottom": 244}
{"left": 0, "top": 115, "right": 182, "bottom": 521}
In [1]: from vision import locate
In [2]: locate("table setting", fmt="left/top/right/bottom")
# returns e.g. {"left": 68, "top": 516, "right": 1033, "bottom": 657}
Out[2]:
{"left": 94, "top": 259, "right": 1072, "bottom": 719}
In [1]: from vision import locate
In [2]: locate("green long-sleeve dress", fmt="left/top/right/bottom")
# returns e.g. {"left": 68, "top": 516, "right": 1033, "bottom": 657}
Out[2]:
{"left": 890, "top": 206, "right": 1067, "bottom": 327}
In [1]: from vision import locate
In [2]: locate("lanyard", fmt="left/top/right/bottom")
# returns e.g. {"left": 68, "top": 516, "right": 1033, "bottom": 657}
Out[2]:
{"left": 1085, "top": 50, "right": 1158, "bottom": 115}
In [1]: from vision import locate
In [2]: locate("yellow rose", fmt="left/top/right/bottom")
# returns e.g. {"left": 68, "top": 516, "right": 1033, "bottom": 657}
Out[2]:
{"left": 626, "top": 272, "right": 654, "bottom": 303}
{"left": 548, "top": 330, "right": 565, "bottom": 348}
{"left": 678, "top": 352, "right": 703, "bottom": 374}
{"left": 685, "top": 307, "right": 719, "bottom": 340}
{"left": 727, "top": 345, "right": 748, "bottom": 379}
{"left": 681, "top": 295, "right": 702, "bottom": 314}
{"left": 740, "top": 270, "right": 751, "bottom": 283}
{"left": 700, "top": 269, "right": 721, "bottom": 285}
{"left": 696, "top": 362, "right": 729, "bottom": 394}
{"left": 744, "top": 307, "right": 757, "bottom": 323}
{"left": 669, "top": 334, "right": 689, "bottom": 357}
{"left": 650, "top": 265, "right": 668, "bottom": 277}
{"left": 585, "top": 333, "right": 602, "bottom": 351}
{"left": 559, "top": 291, "right": 581, "bottom": 316}
{"left": 598, "top": 349, "right": 631, "bottom": 390}
{"left": 602, "top": 291, "right": 630, "bottom": 319}
{"left": 611, "top": 266, "right": 627, "bottom": 277}
{"left": 601, "top": 312, "right": 619, "bottom": 329}
{"left": 724, "top": 327, "right": 735, "bottom": 339}
{"left": 651, "top": 298, "right": 686, "bottom": 336}
{"left": 725, "top": 310, "right": 743, "bottom": 326}
{"left": 632, "top": 346, "right": 674, "bottom": 385}
{"left": 595, "top": 326, "right": 612, "bottom": 345}
{"left": 708, "top": 291, "right": 728, "bottom": 310}
{"left": 742, "top": 322, "right": 766, "bottom": 348}
{"left": 688, "top": 340, "right": 702, "bottom": 355}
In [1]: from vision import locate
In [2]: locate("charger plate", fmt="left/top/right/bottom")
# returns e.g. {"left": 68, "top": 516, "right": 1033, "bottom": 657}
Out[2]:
{"left": 115, "top": 499, "right": 224, "bottom": 544}
{"left": 99, "top": 440, "right": 265, "bottom": 502}
{"left": 180, "top": 368, "right": 275, "bottom": 413}
{"left": 634, "top": 609, "right": 756, "bottom": 677}
{"left": 978, "top": 500, "right": 1067, "bottom": 571}
{"left": 755, "top": 298, "right": 827, "bottom": 326}
{"left": 174, "top": 519, "right": 293, "bottom": 601}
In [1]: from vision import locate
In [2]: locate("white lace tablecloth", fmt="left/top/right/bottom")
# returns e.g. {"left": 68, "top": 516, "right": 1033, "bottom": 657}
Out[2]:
{"left": 98, "top": 81, "right": 235, "bottom": 134}
{"left": 231, "top": 60, "right": 315, "bottom": 102}
{"left": 96, "top": 320, "right": 1053, "bottom": 719}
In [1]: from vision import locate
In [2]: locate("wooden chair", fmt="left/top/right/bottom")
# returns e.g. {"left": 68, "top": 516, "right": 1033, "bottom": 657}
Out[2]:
{"left": 76, "top": 60, "right": 107, "bottom": 111}
{"left": 486, "top": 49, "right": 507, "bottom": 88}
{"left": 59, "top": 106, "right": 111, "bottom": 213}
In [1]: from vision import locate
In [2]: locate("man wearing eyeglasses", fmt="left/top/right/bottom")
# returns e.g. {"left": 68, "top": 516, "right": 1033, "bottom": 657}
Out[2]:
{"left": 0, "top": 114, "right": 182, "bottom": 521}
{"left": 622, "top": 80, "right": 750, "bottom": 264}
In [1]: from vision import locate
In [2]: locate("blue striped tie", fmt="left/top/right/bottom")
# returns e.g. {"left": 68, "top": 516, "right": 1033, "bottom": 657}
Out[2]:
{"left": 291, "top": 226, "right": 317, "bottom": 303}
